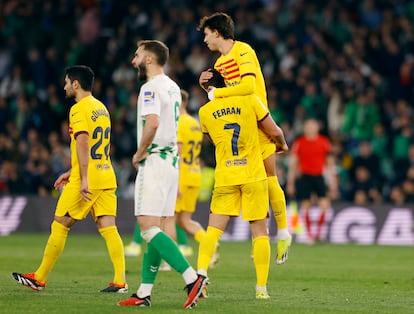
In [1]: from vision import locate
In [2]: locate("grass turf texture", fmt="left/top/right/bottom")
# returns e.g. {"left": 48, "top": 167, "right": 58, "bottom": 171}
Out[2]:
{"left": 1, "top": 233, "right": 413, "bottom": 313}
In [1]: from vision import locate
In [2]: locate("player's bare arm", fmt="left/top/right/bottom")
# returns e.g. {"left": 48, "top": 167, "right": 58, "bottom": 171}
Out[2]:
{"left": 76, "top": 133, "right": 92, "bottom": 201}
{"left": 258, "top": 115, "right": 288, "bottom": 153}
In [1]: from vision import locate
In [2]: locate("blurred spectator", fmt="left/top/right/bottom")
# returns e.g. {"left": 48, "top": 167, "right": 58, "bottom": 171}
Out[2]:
{"left": 347, "top": 140, "right": 384, "bottom": 202}
{"left": 349, "top": 166, "right": 383, "bottom": 204}
{"left": 0, "top": 64, "right": 23, "bottom": 98}
{"left": 342, "top": 91, "right": 380, "bottom": 152}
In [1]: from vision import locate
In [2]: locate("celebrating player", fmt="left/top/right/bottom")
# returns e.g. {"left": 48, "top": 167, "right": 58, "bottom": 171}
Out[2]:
{"left": 198, "top": 12, "right": 292, "bottom": 264}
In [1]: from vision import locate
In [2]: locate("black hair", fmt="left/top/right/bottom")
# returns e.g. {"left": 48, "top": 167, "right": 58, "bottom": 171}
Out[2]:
{"left": 203, "top": 68, "right": 225, "bottom": 89}
{"left": 65, "top": 65, "right": 94, "bottom": 91}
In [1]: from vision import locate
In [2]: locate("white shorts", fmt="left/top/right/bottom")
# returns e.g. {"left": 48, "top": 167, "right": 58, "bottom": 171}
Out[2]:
{"left": 134, "top": 153, "right": 179, "bottom": 217}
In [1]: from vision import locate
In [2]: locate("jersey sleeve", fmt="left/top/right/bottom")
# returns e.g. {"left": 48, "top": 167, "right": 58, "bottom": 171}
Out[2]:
{"left": 198, "top": 106, "right": 208, "bottom": 133}
{"left": 252, "top": 96, "right": 269, "bottom": 121}
{"left": 69, "top": 105, "right": 88, "bottom": 138}
{"left": 214, "top": 43, "right": 257, "bottom": 98}
{"left": 140, "top": 87, "right": 160, "bottom": 116}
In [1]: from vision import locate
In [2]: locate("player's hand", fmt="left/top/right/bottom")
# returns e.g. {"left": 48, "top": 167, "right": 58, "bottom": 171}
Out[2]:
{"left": 199, "top": 70, "right": 213, "bottom": 89}
{"left": 54, "top": 171, "right": 70, "bottom": 190}
{"left": 80, "top": 178, "right": 92, "bottom": 201}
{"left": 275, "top": 143, "right": 289, "bottom": 154}
{"left": 132, "top": 152, "right": 148, "bottom": 171}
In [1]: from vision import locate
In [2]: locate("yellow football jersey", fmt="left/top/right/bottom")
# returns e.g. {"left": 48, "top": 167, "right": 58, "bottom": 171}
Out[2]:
{"left": 178, "top": 113, "right": 202, "bottom": 186}
{"left": 213, "top": 40, "right": 270, "bottom": 145}
{"left": 199, "top": 95, "right": 268, "bottom": 187}
{"left": 68, "top": 95, "right": 117, "bottom": 189}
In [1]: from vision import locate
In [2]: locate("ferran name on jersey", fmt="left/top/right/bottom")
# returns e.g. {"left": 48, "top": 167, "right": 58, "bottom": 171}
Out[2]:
{"left": 212, "top": 106, "right": 241, "bottom": 119}
{"left": 143, "top": 91, "right": 155, "bottom": 105}
{"left": 225, "top": 158, "right": 247, "bottom": 167}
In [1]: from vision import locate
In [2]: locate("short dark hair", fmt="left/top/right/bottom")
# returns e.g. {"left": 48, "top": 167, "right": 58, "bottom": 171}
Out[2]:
{"left": 203, "top": 69, "right": 226, "bottom": 89}
{"left": 138, "top": 40, "right": 169, "bottom": 66}
{"left": 65, "top": 65, "right": 94, "bottom": 91}
{"left": 198, "top": 12, "right": 235, "bottom": 40}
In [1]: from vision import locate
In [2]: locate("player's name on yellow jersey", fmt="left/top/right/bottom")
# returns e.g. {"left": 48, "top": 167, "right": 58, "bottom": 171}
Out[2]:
{"left": 91, "top": 109, "right": 110, "bottom": 121}
{"left": 212, "top": 106, "right": 241, "bottom": 119}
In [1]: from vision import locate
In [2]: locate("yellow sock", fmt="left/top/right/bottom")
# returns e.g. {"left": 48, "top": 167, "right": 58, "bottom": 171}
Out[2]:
{"left": 268, "top": 176, "right": 288, "bottom": 229}
{"left": 197, "top": 226, "right": 223, "bottom": 271}
{"left": 253, "top": 235, "right": 270, "bottom": 287}
{"left": 35, "top": 221, "right": 69, "bottom": 282}
{"left": 99, "top": 226, "right": 126, "bottom": 285}
{"left": 194, "top": 229, "right": 206, "bottom": 243}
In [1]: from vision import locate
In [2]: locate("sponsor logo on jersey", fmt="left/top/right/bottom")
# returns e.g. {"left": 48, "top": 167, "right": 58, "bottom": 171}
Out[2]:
{"left": 143, "top": 91, "right": 155, "bottom": 104}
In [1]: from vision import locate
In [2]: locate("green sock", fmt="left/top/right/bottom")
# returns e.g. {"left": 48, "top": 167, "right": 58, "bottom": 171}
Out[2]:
{"left": 141, "top": 242, "right": 161, "bottom": 284}
{"left": 176, "top": 224, "right": 188, "bottom": 245}
{"left": 133, "top": 222, "right": 142, "bottom": 244}
{"left": 150, "top": 231, "right": 190, "bottom": 273}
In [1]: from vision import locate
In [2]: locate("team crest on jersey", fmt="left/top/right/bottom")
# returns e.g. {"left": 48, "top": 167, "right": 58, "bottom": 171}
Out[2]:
{"left": 143, "top": 91, "right": 155, "bottom": 104}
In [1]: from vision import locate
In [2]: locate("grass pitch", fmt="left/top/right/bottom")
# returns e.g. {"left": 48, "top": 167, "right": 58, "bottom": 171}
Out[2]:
{"left": 0, "top": 233, "right": 413, "bottom": 313}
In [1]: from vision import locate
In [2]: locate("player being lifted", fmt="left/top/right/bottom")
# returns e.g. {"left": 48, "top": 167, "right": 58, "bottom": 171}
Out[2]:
{"left": 198, "top": 12, "right": 292, "bottom": 264}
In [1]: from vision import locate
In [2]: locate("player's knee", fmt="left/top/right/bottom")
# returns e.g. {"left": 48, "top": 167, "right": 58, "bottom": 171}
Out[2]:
{"left": 141, "top": 226, "right": 162, "bottom": 242}
{"left": 54, "top": 215, "right": 76, "bottom": 228}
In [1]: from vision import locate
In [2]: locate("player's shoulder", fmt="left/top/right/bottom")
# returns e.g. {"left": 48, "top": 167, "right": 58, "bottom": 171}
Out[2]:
{"left": 141, "top": 77, "right": 157, "bottom": 91}
{"left": 235, "top": 40, "right": 253, "bottom": 49}
{"left": 234, "top": 41, "right": 254, "bottom": 53}
{"left": 145, "top": 74, "right": 180, "bottom": 92}
{"left": 198, "top": 100, "right": 216, "bottom": 118}
{"left": 74, "top": 95, "right": 103, "bottom": 111}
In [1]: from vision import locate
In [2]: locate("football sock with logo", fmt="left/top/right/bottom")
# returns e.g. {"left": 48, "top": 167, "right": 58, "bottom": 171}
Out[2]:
{"left": 268, "top": 176, "right": 288, "bottom": 231}
{"left": 149, "top": 231, "right": 190, "bottom": 273}
{"left": 197, "top": 226, "right": 223, "bottom": 272}
{"left": 252, "top": 235, "right": 270, "bottom": 287}
{"left": 35, "top": 220, "right": 69, "bottom": 282}
{"left": 176, "top": 224, "right": 188, "bottom": 245}
{"left": 99, "top": 226, "right": 126, "bottom": 285}
{"left": 141, "top": 242, "right": 161, "bottom": 284}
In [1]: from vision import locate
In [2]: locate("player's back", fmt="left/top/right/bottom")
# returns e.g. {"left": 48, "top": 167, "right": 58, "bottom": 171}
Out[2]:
{"left": 69, "top": 95, "right": 116, "bottom": 189}
{"left": 199, "top": 95, "right": 268, "bottom": 187}
{"left": 178, "top": 113, "right": 202, "bottom": 185}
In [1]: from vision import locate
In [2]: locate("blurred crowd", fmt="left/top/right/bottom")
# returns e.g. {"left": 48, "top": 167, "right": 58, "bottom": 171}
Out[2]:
{"left": 0, "top": 0, "right": 413, "bottom": 204}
